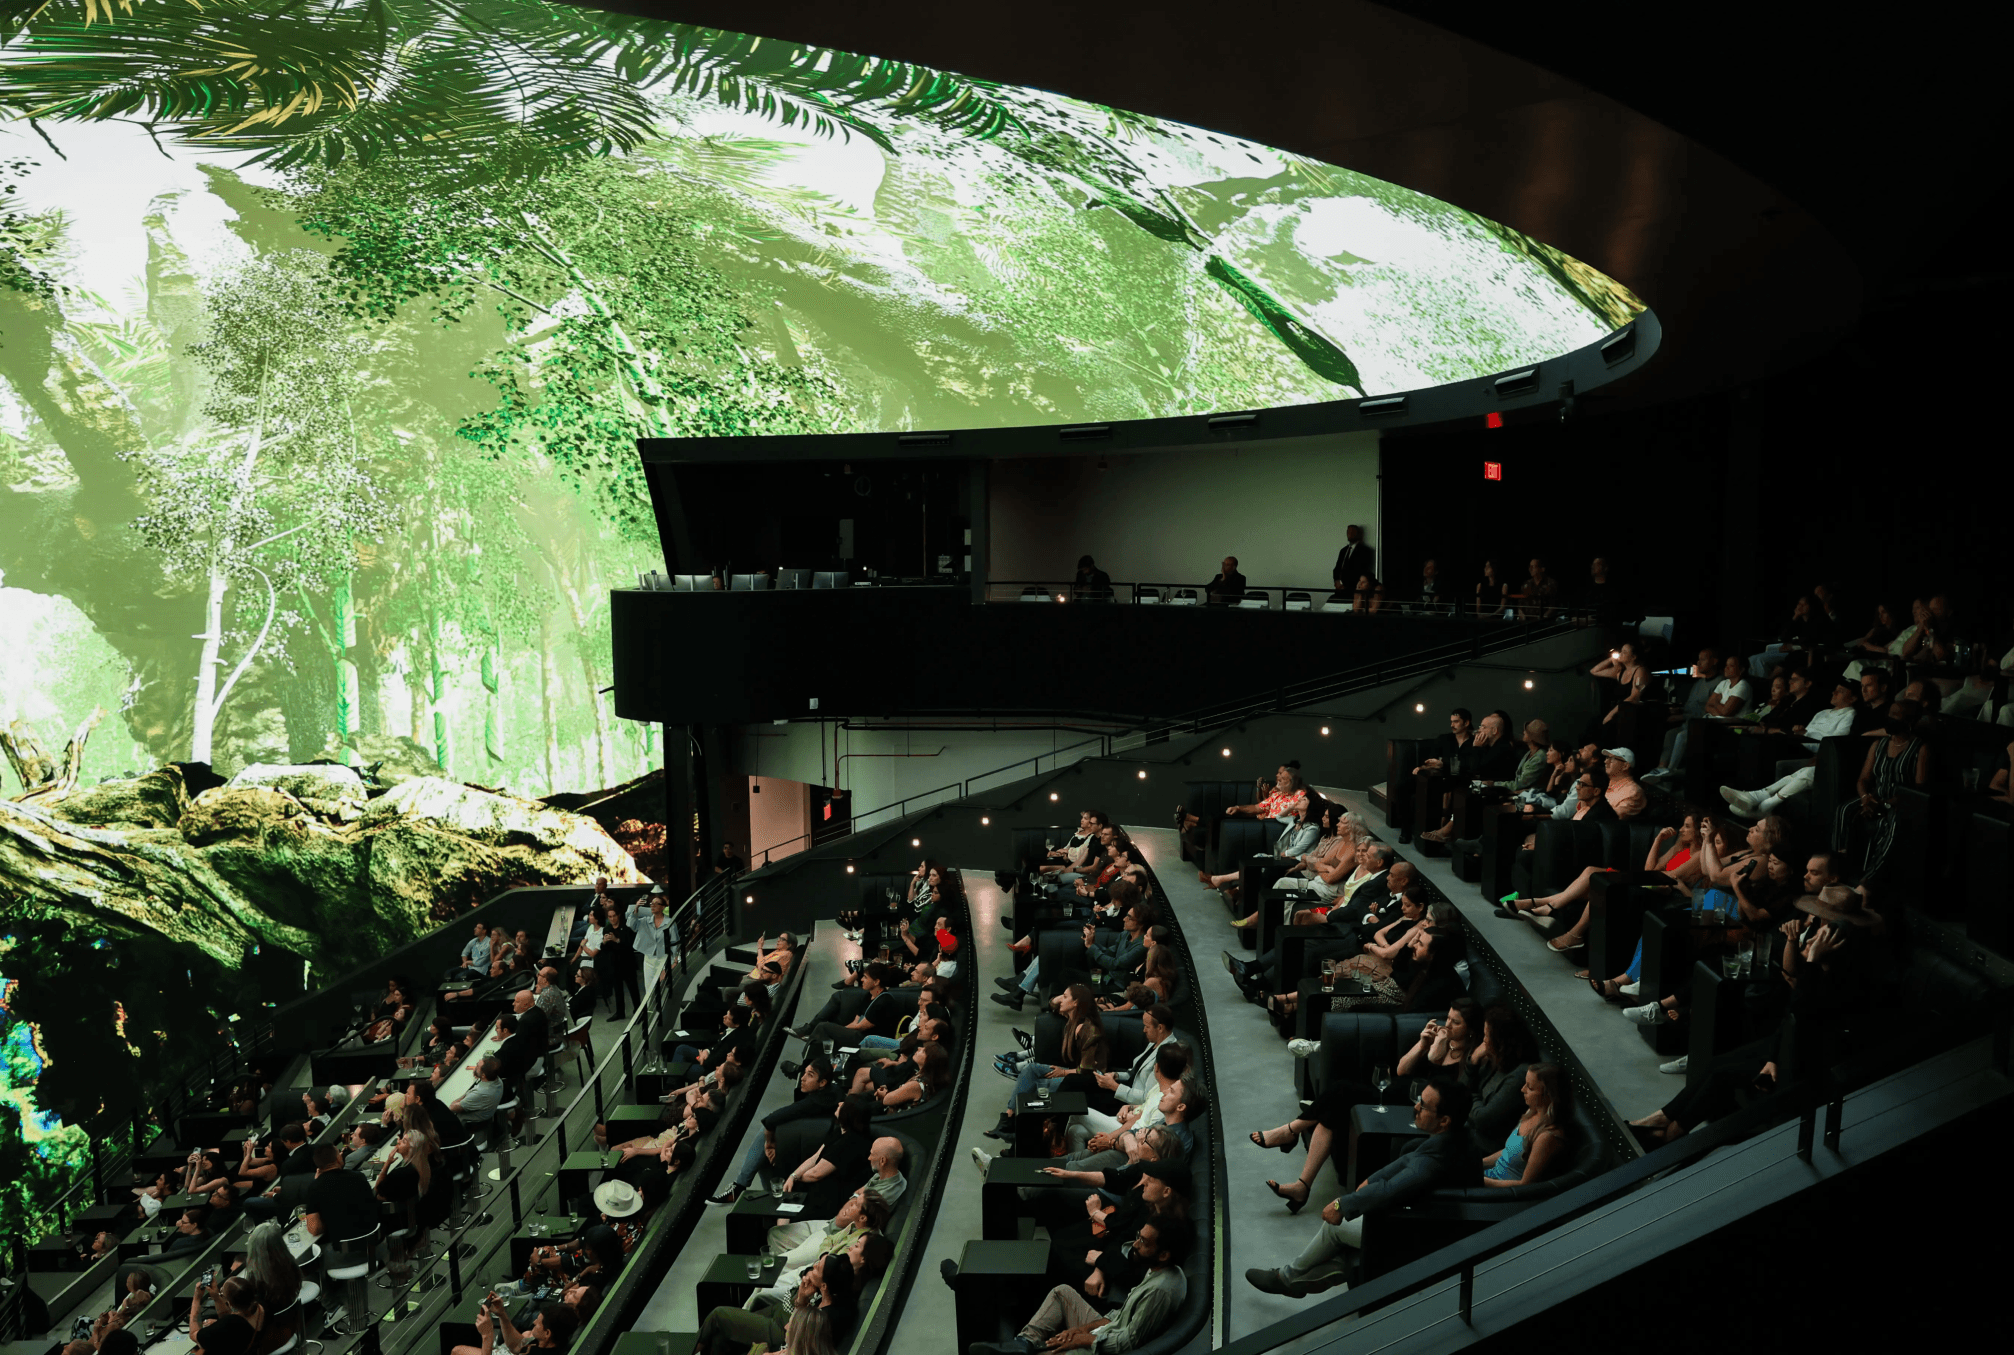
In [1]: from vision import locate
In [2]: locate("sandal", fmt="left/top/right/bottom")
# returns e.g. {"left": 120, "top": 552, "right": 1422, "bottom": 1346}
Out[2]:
{"left": 1248, "top": 1128, "right": 1295, "bottom": 1154}
{"left": 1574, "top": 970, "right": 1592, "bottom": 981}
{"left": 1266, "top": 1179, "right": 1309, "bottom": 1214}
{"left": 1546, "top": 936, "right": 1584, "bottom": 953}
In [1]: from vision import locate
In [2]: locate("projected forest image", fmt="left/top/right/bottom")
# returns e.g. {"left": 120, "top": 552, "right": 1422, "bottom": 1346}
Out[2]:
{"left": 0, "top": 0, "right": 1641, "bottom": 1246}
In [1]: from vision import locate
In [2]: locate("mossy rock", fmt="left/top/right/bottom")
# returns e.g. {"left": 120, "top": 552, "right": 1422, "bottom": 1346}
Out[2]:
{"left": 43, "top": 766, "right": 189, "bottom": 829}
{"left": 179, "top": 786, "right": 309, "bottom": 845}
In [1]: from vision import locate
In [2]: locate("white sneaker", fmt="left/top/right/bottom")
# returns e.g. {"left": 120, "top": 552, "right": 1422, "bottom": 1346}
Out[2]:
{"left": 1659, "top": 1055, "right": 1689, "bottom": 1074}
{"left": 1623, "top": 1002, "right": 1661, "bottom": 1026}
{"left": 1287, "top": 1039, "right": 1319, "bottom": 1058}
{"left": 1719, "top": 786, "right": 1758, "bottom": 814}
{"left": 970, "top": 1146, "right": 992, "bottom": 1174}
{"left": 1618, "top": 981, "right": 1640, "bottom": 998}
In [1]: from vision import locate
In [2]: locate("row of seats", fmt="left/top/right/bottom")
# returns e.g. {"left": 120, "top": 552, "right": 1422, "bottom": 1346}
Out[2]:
{"left": 987, "top": 843, "right": 1215, "bottom": 1355}
{"left": 1189, "top": 776, "right": 1628, "bottom": 1284}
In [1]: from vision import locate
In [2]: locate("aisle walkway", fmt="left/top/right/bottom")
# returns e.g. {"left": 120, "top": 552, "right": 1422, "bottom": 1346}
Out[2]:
{"left": 632, "top": 926, "right": 837, "bottom": 1332}
{"left": 883, "top": 871, "right": 1007, "bottom": 1355}
{"left": 1323, "top": 789, "right": 1672, "bottom": 1123}
{"left": 1126, "top": 826, "right": 1316, "bottom": 1341}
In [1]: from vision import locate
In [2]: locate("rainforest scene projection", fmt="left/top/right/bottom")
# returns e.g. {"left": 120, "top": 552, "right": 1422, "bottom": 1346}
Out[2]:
{"left": 0, "top": 0, "right": 1642, "bottom": 1244}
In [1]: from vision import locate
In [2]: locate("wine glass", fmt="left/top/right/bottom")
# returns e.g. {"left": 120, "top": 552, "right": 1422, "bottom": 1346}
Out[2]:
{"left": 1373, "top": 1065, "right": 1393, "bottom": 1104}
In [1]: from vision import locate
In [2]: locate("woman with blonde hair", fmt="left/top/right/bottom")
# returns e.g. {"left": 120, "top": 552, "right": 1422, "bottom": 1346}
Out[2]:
{"left": 1482, "top": 1063, "right": 1573, "bottom": 1187}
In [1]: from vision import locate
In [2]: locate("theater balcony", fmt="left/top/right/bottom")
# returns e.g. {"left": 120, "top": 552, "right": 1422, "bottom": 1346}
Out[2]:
{"left": 611, "top": 579, "right": 1591, "bottom": 725}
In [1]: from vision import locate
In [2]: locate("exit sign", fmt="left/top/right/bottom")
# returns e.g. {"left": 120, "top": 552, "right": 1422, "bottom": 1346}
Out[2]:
{"left": 1483, "top": 461, "right": 1502, "bottom": 481}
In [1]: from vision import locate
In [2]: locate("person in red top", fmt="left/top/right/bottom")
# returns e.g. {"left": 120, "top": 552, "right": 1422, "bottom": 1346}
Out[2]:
{"left": 1210, "top": 767, "right": 1308, "bottom": 883}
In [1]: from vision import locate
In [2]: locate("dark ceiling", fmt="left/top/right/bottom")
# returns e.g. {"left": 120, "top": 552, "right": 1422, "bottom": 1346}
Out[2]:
{"left": 575, "top": 1, "right": 2007, "bottom": 409}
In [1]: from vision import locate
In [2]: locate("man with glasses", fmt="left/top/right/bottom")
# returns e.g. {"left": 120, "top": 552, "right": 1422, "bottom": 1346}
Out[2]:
{"left": 1245, "top": 1079, "right": 1480, "bottom": 1297}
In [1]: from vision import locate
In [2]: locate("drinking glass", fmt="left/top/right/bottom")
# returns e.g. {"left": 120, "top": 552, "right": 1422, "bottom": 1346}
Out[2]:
{"left": 1723, "top": 949, "right": 1744, "bottom": 979}
{"left": 1963, "top": 768, "right": 1981, "bottom": 792}
{"left": 1373, "top": 1065, "right": 1393, "bottom": 1101}
{"left": 744, "top": 1259, "right": 762, "bottom": 1280}
{"left": 1319, "top": 960, "right": 1336, "bottom": 994}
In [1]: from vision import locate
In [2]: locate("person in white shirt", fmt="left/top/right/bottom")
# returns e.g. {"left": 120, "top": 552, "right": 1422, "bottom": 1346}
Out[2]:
{"left": 630, "top": 887, "right": 671, "bottom": 994}
{"left": 1719, "top": 678, "right": 1863, "bottom": 817}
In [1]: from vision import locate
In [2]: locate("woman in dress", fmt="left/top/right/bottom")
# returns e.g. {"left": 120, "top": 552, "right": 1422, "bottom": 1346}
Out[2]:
{"left": 1592, "top": 641, "right": 1650, "bottom": 727}
{"left": 1836, "top": 702, "right": 1930, "bottom": 884}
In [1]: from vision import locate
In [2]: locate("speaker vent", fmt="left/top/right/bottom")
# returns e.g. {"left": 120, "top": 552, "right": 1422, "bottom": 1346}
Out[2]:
{"left": 1493, "top": 367, "right": 1540, "bottom": 398}
{"left": 1601, "top": 327, "right": 1637, "bottom": 367}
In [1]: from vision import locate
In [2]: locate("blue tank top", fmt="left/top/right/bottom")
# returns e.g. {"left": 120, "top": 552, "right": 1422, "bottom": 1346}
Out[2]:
{"left": 1486, "top": 1126, "right": 1528, "bottom": 1181}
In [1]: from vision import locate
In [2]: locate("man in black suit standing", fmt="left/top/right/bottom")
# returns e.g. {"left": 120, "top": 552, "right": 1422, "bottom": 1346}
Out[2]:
{"left": 1332, "top": 525, "right": 1375, "bottom": 597}
{"left": 1206, "top": 555, "right": 1248, "bottom": 605}
{"left": 1245, "top": 1079, "right": 1480, "bottom": 1296}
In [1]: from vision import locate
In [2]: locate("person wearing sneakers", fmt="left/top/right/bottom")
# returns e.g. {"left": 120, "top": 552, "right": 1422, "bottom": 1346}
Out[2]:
{"left": 1245, "top": 1079, "right": 1479, "bottom": 1298}
{"left": 1720, "top": 677, "right": 1862, "bottom": 818}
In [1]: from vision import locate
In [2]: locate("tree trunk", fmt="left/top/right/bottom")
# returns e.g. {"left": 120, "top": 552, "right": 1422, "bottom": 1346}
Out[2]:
{"left": 553, "top": 564, "right": 611, "bottom": 789}
{"left": 538, "top": 613, "right": 561, "bottom": 794}
{"left": 4, "top": 711, "right": 107, "bottom": 802}
{"left": 189, "top": 560, "right": 230, "bottom": 766}
{"left": 332, "top": 568, "right": 359, "bottom": 766}
{"left": 429, "top": 603, "right": 453, "bottom": 775}
{"left": 481, "top": 638, "right": 504, "bottom": 768}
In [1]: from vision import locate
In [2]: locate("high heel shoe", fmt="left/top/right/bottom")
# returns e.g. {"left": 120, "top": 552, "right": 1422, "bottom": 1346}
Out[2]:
{"left": 1249, "top": 1128, "right": 1295, "bottom": 1154}
{"left": 1266, "top": 1180, "right": 1308, "bottom": 1213}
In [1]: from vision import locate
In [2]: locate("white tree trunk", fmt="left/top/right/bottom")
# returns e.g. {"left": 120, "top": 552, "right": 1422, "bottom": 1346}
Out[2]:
{"left": 189, "top": 561, "right": 229, "bottom": 765}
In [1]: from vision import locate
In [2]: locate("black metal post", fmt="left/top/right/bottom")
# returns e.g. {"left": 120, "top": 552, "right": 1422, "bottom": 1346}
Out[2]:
{"left": 1459, "top": 1264, "right": 1474, "bottom": 1324}
{"left": 1796, "top": 1105, "right": 1816, "bottom": 1162}
{"left": 508, "top": 1176, "right": 523, "bottom": 1227}
{"left": 1823, "top": 1094, "right": 1844, "bottom": 1153}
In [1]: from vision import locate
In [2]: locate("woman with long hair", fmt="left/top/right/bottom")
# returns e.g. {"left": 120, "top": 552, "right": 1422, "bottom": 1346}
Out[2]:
{"left": 1482, "top": 1064, "right": 1572, "bottom": 1187}
{"left": 986, "top": 984, "right": 1106, "bottom": 1140}
{"left": 875, "top": 1040, "right": 950, "bottom": 1110}
{"left": 188, "top": 1275, "right": 264, "bottom": 1355}
{"left": 239, "top": 1220, "right": 302, "bottom": 1314}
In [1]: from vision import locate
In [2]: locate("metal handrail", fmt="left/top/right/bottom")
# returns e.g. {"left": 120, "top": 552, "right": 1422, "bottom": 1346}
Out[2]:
{"left": 986, "top": 577, "right": 1598, "bottom": 616}
{"left": 750, "top": 619, "right": 1593, "bottom": 864}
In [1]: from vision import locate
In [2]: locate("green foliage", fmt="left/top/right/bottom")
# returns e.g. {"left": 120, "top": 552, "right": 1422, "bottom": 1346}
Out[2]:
{"left": 296, "top": 156, "right": 855, "bottom": 541}
{"left": 0, "top": 155, "right": 60, "bottom": 304}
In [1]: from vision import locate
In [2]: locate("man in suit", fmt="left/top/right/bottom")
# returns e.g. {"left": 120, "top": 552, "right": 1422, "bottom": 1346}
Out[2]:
{"left": 1206, "top": 555, "right": 1247, "bottom": 605}
{"left": 1245, "top": 1079, "right": 1480, "bottom": 1297}
{"left": 1332, "top": 525, "right": 1375, "bottom": 597}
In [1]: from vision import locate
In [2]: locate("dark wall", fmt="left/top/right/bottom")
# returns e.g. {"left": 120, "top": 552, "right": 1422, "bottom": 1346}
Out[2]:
{"left": 613, "top": 587, "right": 1578, "bottom": 724}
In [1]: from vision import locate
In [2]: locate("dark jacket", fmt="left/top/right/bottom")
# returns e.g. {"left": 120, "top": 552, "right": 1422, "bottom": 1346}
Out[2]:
{"left": 1333, "top": 542, "right": 1376, "bottom": 587}
{"left": 1335, "top": 1127, "right": 1481, "bottom": 1221}
{"left": 1207, "top": 569, "right": 1248, "bottom": 604}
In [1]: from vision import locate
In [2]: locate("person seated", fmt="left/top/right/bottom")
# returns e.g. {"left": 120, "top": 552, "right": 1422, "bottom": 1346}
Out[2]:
{"left": 1220, "top": 764, "right": 1309, "bottom": 824}
{"left": 161, "top": 1205, "right": 213, "bottom": 1258}
{"left": 1631, "top": 885, "right": 1878, "bottom": 1144}
{"left": 982, "top": 986, "right": 1107, "bottom": 1141}
{"left": 1041, "top": 811, "right": 1107, "bottom": 879}
{"left": 777, "top": 1095, "right": 878, "bottom": 1220}
{"left": 1500, "top": 798, "right": 1698, "bottom": 934}
{"left": 186, "top": 1275, "right": 263, "bottom": 1355}
{"left": 968, "top": 1217, "right": 1192, "bottom": 1355}
{"left": 1245, "top": 1079, "right": 1479, "bottom": 1297}
{"left": 467, "top": 1297, "right": 579, "bottom": 1355}
{"left": 1259, "top": 921, "right": 1464, "bottom": 1019}
{"left": 1419, "top": 711, "right": 1522, "bottom": 842}
{"left": 995, "top": 889, "right": 1149, "bottom": 1012}
{"left": 1517, "top": 557, "right": 1560, "bottom": 619}
{"left": 746, "top": 932, "right": 795, "bottom": 983}
{"left": 757, "top": 1186, "right": 889, "bottom": 1294}
{"left": 798, "top": 964, "right": 898, "bottom": 1046}
{"left": 696, "top": 1256, "right": 852, "bottom": 1355}
{"left": 1752, "top": 668, "right": 1826, "bottom": 737}
{"left": 1591, "top": 643, "right": 1650, "bottom": 728}
{"left": 1720, "top": 676, "right": 1863, "bottom": 818}
{"left": 1201, "top": 793, "right": 1323, "bottom": 897}
{"left": 1205, "top": 554, "right": 1246, "bottom": 606}
{"left": 1068, "top": 554, "right": 1114, "bottom": 603}
{"left": 855, "top": 1040, "right": 950, "bottom": 1111}
{"left": 447, "top": 921, "right": 493, "bottom": 983}
{"left": 1484, "top": 1064, "right": 1573, "bottom": 1187}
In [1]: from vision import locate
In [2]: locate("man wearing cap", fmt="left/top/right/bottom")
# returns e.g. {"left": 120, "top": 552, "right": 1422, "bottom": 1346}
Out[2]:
{"left": 1599, "top": 747, "right": 1646, "bottom": 820}
{"left": 1630, "top": 884, "right": 1877, "bottom": 1147}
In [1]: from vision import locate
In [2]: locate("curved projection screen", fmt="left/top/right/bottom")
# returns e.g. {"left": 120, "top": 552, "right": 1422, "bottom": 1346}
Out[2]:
{"left": 0, "top": 2, "right": 1641, "bottom": 1235}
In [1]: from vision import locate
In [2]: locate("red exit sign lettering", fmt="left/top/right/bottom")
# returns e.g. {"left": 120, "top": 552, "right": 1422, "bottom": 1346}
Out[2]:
{"left": 1483, "top": 461, "right": 1502, "bottom": 481}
